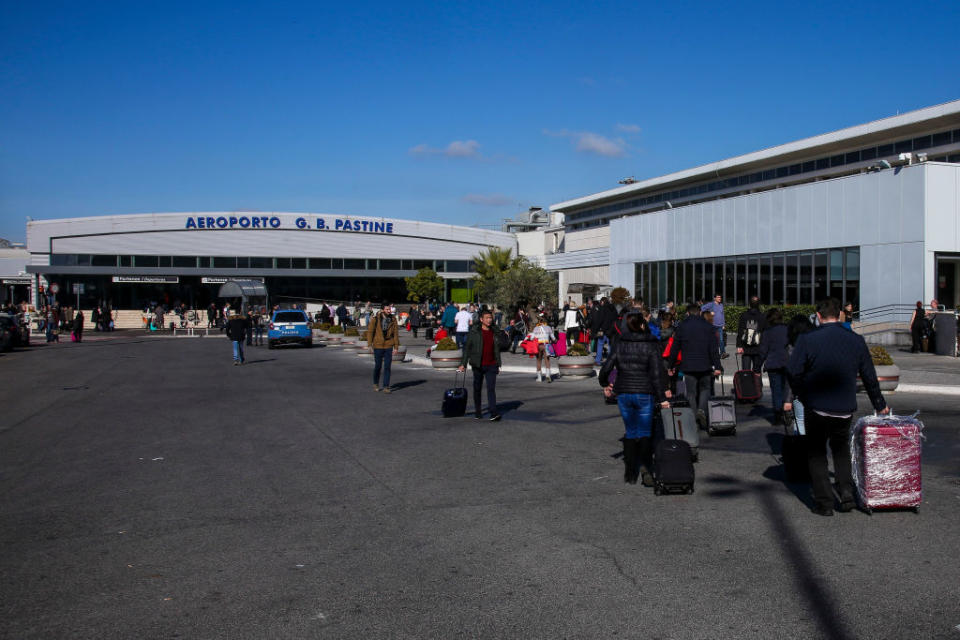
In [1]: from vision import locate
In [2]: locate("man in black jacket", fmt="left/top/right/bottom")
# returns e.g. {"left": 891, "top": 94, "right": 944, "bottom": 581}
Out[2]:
{"left": 666, "top": 303, "right": 722, "bottom": 427}
{"left": 737, "top": 296, "right": 767, "bottom": 372}
{"left": 787, "top": 298, "right": 888, "bottom": 516}
{"left": 593, "top": 298, "right": 616, "bottom": 365}
{"left": 226, "top": 311, "right": 250, "bottom": 366}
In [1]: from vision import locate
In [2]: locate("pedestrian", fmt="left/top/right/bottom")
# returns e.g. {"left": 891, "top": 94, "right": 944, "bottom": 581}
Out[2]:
{"left": 531, "top": 314, "right": 555, "bottom": 382}
{"left": 787, "top": 298, "right": 889, "bottom": 516}
{"left": 369, "top": 303, "right": 400, "bottom": 393}
{"left": 45, "top": 306, "right": 58, "bottom": 342}
{"left": 72, "top": 310, "right": 84, "bottom": 342}
{"left": 909, "top": 301, "right": 924, "bottom": 353}
{"left": 757, "top": 307, "right": 789, "bottom": 423}
{"left": 593, "top": 297, "right": 615, "bottom": 365}
{"left": 207, "top": 304, "right": 216, "bottom": 329}
{"left": 599, "top": 312, "right": 669, "bottom": 486}
{"left": 319, "top": 302, "right": 331, "bottom": 325}
{"left": 245, "top": 310, "right": 255, "bottom": 346}
{"left": 736, "top": 296, "right": 767, "bottom": 373}
{"left": 840, "top": 302, "right": 855, "bottom": 330}
{"left": 666, "top": 302, "right": 722, "bottom": 429}
{"left": 226, "top": 311, "right": 249, "bottom": 366}
{"left": 408, "top": 305, "right": 421, "bottom": 338}
{"left": 454, "top": 304, "right": 472, "bottom": 350}
{"left": 925, "top": 299, "right": 940, "bottom": 351}
{"left": 701, "top": 293, "right": 728, "bottom": 359}
{"left": 457, "top": 308, "right": 502, "bottom": 421}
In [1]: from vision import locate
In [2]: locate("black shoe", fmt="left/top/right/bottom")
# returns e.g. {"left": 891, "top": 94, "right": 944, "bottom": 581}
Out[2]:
{"left": 640, "top": 468, "right": 654, "bottom": 487}
{"left": 812, "top": 504, "right": 834, "bottom": 517}
{"left": 837, "top": 500, "right": 856, "bottom": 513}
{"left": 474, "top": 413, "right": 484, "bottom": 420}
{"left": 489, "top": 414, "right": 502, "bottom": 422}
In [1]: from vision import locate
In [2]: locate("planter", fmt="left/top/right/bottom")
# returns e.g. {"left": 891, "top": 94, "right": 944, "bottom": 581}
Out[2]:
{"left": 430, "top": 348, "right": 462, "bottom": 369}
{"left": 557, "top": 355, "right": 597, "bottom": 378}
{"left": 326, "top": 334, "right": 343, "bottom": 345}
{"left": 357, "top": 347, "right": 373, "bottom": 358}
{"left": 341, "top": 337, "right": 359, "bottom": 350}
{"left": 312, "top": 329, "right": 324, "bottom": 339}
{"left": 858, "top": 364, "right": 900, "bottom": 392}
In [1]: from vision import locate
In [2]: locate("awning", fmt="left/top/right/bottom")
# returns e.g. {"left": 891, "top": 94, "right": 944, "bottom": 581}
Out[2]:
{"left": 566, "top": 282, "right": 610, "bottom": 294}
{"left": 217, "top": 279, "right": 268, "bottom": 298}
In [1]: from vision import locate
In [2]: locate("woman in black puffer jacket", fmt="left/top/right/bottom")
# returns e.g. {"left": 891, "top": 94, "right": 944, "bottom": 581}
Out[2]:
{"left": 599, "top": 312, "right": 669, "bottom": 487}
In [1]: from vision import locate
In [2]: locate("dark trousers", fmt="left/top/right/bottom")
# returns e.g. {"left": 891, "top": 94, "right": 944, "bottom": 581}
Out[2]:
{"left": 910, "top": 324, "right": 923, "bottom": 352}
{"left": 805, "top": 411, "right": 854, "bottom": 508}
{"left": 683, "top": 370, "right": 713, "bottom": 417}
{"left": 741, "top": 353, "right": 762, "bottom": 373}
{"left": 373, "top": 348, "right": 393, "bottom": 389}
{"left": 767, "top": 369, "right": 787, "bottom": 412}
{"left": 472, "top": 365, "right": 498, "bottom": 416}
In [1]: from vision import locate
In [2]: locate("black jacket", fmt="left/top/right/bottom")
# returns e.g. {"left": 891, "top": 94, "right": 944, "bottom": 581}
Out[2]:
{"left": 758, "top": 323, "right": 790, "bottom": 371}
{"left": 598, "top": 330, "right": 666, "bottom": 401}
{"left": 786, "top": 323, "right": 886, "bottom": 414}
{"left": 460, "top": 323, "right": 502, "bottom": 369}
{"left": 226, "top": 317, "right": 249, "bottom": 340}
{"left": 666, "top": 314, "right": 721, "bottom": 374}
{"left": 596, "top": 303, "right": 617, "bottom": 335}
{"left": 736, "top": 308, "right": 768, "bottom": 354}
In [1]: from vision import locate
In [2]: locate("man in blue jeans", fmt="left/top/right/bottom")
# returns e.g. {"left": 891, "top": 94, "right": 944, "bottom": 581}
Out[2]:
{"left": 226, "top": 311, "right": 249, "bottom": 366}
{"left": 369, "top": 303, "right": 399, "bottom": 393}
{"left": 701, "top": 293, "right": 728, "bottom": 359}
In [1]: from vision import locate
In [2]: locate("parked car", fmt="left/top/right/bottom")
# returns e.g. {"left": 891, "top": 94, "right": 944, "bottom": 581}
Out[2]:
{"left": 268, "top": 309, "right": 312, "bottom": 348}
{"left": 0, "top": 313, "right": 26, "bottom": 352}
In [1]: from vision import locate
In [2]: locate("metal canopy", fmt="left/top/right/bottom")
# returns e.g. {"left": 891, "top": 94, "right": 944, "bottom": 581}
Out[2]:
{"left": 217, "top": 279, "right": 267, "bottom": 298}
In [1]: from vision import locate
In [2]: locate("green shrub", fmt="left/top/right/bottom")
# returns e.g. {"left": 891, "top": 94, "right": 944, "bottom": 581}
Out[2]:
{"left": 434, "top": 337, "right": 459, "bottom": 351}
{"left": 344, "top": 327, "right": 359, "bottom": 336}
{"left": 568, "top": 342, "right": 590, "bottom": 356}
{"left": 723, "top": 304, "right": 816, "bottom": 329}
{"left": 870, "top": 345, "right": 894, "bottom": 366}
{"left": 328, "top": 325, "right": 344, "bottom": 334}
{"left": 319, "top": 322, "right": 332, "bottom": 331}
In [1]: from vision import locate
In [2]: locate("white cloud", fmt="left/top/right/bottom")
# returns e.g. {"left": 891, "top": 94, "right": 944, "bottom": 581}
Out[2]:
{"left": 616, "top": 123, "right": 641, "bottom": 133}
{"left": 409, "top": 139, "right": 481, "bottom": 158}
{"left": 543, "top": 129, "right": 627, "bottom": 157}
{"left": 462, "top": 193, "right": 514, "bottom": 207}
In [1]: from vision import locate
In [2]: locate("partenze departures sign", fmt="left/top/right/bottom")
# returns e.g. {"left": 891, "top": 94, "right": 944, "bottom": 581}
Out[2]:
{"left": 184, "top": 215, "right": 395, "bottom": 233}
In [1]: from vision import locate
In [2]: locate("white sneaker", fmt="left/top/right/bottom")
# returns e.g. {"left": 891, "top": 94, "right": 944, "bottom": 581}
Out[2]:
{"left": 536, "top": 373, "right": 542, "bottom": 382}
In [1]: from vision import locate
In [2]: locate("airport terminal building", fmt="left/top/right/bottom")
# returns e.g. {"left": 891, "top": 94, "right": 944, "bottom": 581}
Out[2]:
{"left": 547, "top": 100, "right": 960, "bottom": 318}
{"left": 25, "top": 213, "right": 516, "bottom": 309}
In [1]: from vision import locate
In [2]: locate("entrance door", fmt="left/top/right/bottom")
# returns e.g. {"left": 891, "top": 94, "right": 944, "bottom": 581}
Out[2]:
{"left": 935, "top": 255, "right": 960, "bottom": 309}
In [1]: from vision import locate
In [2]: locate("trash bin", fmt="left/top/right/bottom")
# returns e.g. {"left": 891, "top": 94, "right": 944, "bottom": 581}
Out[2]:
{"left": 934, "top": 312, "right": 957, "bottom": 356}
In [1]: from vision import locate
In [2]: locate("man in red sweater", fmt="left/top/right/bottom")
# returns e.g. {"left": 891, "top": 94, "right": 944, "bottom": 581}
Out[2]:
{"left": 458, "top": 308, "right": 502, "bottom": 421}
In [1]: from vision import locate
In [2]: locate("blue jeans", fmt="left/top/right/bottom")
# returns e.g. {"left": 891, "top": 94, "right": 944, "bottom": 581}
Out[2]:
{"left": 456, "top": 331, "right": 468, "bottom": 349}
{"left": 767, "top": 369, "right": 787, "bottom": 412}
{"left": 254, "top": 326, "right": 264, "bottom": 344}
{"left": 232, "top": 340, "right": 245, "bottom": 363}
{"left": 713, "top": 326, "right": 725, "bottom": 356}
{"left": 373, "top": 348, "right": 393, "bottom": 388}
{"left": 595, "top": 335, "right": 609, "bottom": 364}
{"left": 617, "top": 393, "right": 655, "bottom": 439}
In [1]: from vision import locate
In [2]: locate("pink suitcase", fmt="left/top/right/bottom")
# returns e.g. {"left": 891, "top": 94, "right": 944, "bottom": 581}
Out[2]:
{"left": 851, "top": 415, "right": 923, "bottom": 513}
{"left": 554, "top": 332, "right": 567, "bottom": 357}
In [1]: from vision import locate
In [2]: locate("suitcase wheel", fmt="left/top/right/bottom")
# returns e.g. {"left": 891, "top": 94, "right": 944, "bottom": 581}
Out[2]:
{"left": 912, "top": 506, "right": 920, "bottom": 514}
{"left": 654, "top": 485, "right": 662, "bottom": 496}
{"left": 687, "top": 486, "right": 694, "bottom": 495}
{"left": 691, "top": 451, "right": 699, "bottom": 463}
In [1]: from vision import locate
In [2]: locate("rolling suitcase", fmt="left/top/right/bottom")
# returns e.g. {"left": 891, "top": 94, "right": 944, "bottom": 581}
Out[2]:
{"left": 660, "top": 399, "right": 700, "bottom": 462}
{"left": 554, "top": 332, "right": 568, "bottom": 356}
{"left": 441, "top": 371, "right": 468, "bottom": 418}
{"left": 425, "top": 327, "right": 434, "bottom": 340}
{"left": 653, "top": 439, "right": 695, "bottom": 495}
{"left": 851, "top": 413, "right": 923, "bottom": 513}
{"left": 733, "top": 356, "right": 762, "bottom": 403}
{"left": 708, "top": 377, "right": 737, "bottom": 436}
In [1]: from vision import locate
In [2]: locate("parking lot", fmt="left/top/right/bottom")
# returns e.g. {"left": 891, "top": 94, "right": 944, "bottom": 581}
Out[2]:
{"left": 2, "top": 335, "right": 959, "bottom": 639}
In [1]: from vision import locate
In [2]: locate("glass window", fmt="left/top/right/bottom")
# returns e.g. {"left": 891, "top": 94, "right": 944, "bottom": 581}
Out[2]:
{"left": 275, "top": 258, "right": 291, "bottom": 269}
{"left": 635, "top": 263, "right": 644, "bottom": 302}
{"left": 813, "top": 251, "right": 828, "bottom": 303}
{"left": 788, "top": 164, "right": 802, "bottom": 176}
{"left": 895, "top": 139, "right": 912, "bottom": 154}
{"left": 830, "top": 154, "right": 845, "bottom": 167}
{"left": 172, "top": 256, "right": 196, "bottom": 268}
{"left": 290, "top": 258, "right": 306, "bottom": 269}
{"left": 747, "top": 256, "right": 759, "bottom": 300}
{"left": 401, "top": 260, "right": 413, "bottom": 270}
{"left": 435, "top": 261, "right": 446, "bottom": 272}
{"left": 213, "top": 257, "right": 235, "bottom": 268}
{"left": 799, "top": 252, "right": 813, "bottom": 305}
{"left": 758, "top": 256, "right": 770, "bottom": 304}
{"left": 344, "top": 259, "right": 366, "bottom": 270}
{"left": 830, "top": 249, "right": 844, "bottom": 300}
{"left": 447, "top": 260, "right": 473, "bottom": 272}
{"left": 665, "top": 261, "right": 674, "bottom": 304}
{"left": 329, "top": 258, "right": 343, "bottom": 269}
{"left": 119, "top": 255, "right": 132, "bottom": 267}
{"left": 136, "top": 255, "right": 160, "bottom": 268}
{"left": 380, "top": 259, "right": 402, "bottom": 270}
{"left": 91, "top": 255, "right": 117, "bottom": 267}
{"left": 877, "top": 143, "right": 894, "bottom": 157}
{"left": 845, "top": 247, "right": 860, "bottom": 308}
{"left": 845, "top": 151, "right": 860, "bottom": 164}
{"left": 845, "top": 247, "right": 859, "bottom": 280}
{"left": 157, "top": 256, "right": 171, "bottom": 267}
{"left": 816, "top": 158, "right": 830, "bottom": 170}
{"left": 785, "top": 253, "right": 798, "bottom": 305}
{"left": 692, "top": 261, "right": 702, "bottom": 304}
{"left": 724, "top": 259, "right": 735, "bottom": 305}
{"left": 932, "top": 131, "right": 952, "bottom": 147}
{"left": 413, "top": 260, "right": 433, "bottom": 270}
{"left": 802, "top": 160, "right": 816, "bottom": 173}
{"left": 912, "top": 135, "right": 932, "bottom": 150}
{"left": 235, "top": 257, "right": 249, "bottom": 268}
{"left": 250, "top": 257, "right": 273, "bottom": 269}
{"left": 861, "top": 147, "right": 877, "bottom": 161}
{"left": 735, "top": 257, "right": 747, "bottom": 305}
{"left": 684, "top": 261, "right": 694, "bottom": 305}
{"left": 772, "top": 254, "right": 785, "bottom": 305}
{"left": 50, "top": 254, "right": 73, "bottom": 266}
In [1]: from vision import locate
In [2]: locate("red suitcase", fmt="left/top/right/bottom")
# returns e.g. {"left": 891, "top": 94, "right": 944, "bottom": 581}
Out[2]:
{"left": 733, "top": 356, "right": 762, "bottom": 403}
{"left": 851, "top": 415, "right": 923, "bottom": 513}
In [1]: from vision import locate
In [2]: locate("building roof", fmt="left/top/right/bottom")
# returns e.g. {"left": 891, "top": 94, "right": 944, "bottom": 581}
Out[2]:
{"left": 551, "top": 99, "right": 960, "bottom": 212}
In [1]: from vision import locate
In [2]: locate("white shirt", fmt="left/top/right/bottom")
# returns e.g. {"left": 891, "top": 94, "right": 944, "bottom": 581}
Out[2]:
{"left": 454, "top": 310, "right": 472, "bottom": 332}
{"left": 532, "top": 324, "right": 554, "bottom": 343}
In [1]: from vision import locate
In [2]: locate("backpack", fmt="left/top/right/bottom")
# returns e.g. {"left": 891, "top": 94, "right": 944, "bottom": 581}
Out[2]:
{"left": 744, "top": 317, "right": 761, "bottom": 347}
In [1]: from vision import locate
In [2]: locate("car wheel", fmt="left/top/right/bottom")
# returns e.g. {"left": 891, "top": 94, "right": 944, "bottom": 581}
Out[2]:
{"left": 268, "top": 341, "right": 275, "bottom": 350}
{"left": 305, "top": 340, "right": 313, "bottom": 348}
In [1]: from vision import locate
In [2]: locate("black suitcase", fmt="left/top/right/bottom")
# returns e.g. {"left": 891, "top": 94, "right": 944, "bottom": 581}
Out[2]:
{"left": 426, "top": 327, "right": 434, "bottom": 340}
{"left": 442, "top": 371, "right": 467, "bottom": 417}
{"left": 653, "top": 439, "right": 695, "bottom": 495}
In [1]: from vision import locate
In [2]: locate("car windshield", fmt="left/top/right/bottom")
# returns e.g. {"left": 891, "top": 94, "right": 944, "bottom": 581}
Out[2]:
{"left": 274, "top": 312, "right": 307, "bottom": 323}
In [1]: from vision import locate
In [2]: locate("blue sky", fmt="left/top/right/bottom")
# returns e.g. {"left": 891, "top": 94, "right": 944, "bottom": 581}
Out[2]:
{"left": 1, "top": 0, "right": 958, "bottom": 242}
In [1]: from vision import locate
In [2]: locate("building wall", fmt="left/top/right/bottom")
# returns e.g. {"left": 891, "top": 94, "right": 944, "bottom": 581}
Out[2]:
{"left": 610, "top": 163, "right": 959, "bottom": 310}
{"left": 565, "top": 226, "right": 609, "bottom": 252}
{"left": 924, "top": 163, "right": 960, "bottom": 303}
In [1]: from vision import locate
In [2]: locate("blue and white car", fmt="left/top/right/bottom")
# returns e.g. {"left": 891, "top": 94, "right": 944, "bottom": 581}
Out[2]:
{"left": 268, "top": 309, "right": 312, "bottom": 348}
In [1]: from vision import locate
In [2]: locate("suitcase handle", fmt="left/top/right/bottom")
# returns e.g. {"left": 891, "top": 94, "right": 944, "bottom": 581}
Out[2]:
{"left": 454, "top": 368, "right": 466, "bottom": 389}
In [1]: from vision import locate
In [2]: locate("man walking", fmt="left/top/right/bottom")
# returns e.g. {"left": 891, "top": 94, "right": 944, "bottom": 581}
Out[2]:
{"left": 226, "top": 311, "right": 249, "bottom": 365}
{"left": 593, "top": 297, "right": 615, "bottom": 365}
{"left": 441, "top": 301, "right": 457, "bottom": 337}
{"left": 369, "top": 302, "right": 399, "bottom": 393}
{"left": 736, "top": 296, "right": 767, "bottom": 372}
{"left": 458, "top": 308, "right": 502, "bottom": 421}
{"left": 454, "top": 304, "right": 472, "bottom": 350}
{"left": 701, "top": 293, "right": 728, "bottom": 359}
{"left": 788, "top": 298, "right": 889, "bottom": 516}
{"left": 666, "top": 303, "right": 722, "bottom": 428}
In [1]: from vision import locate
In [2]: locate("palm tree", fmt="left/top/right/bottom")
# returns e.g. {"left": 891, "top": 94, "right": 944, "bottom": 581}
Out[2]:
{"left": 473, "top": 247, "right": 522, "bottom": 300}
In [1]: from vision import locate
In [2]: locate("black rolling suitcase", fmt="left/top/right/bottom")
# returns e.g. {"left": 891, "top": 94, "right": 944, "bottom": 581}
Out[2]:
{"left": 442, "top": 371, "right": 467, "bottom": 417}
{"left": 653, "top": 439, "right": 695, "bottom": 495}
{"left": 425, "top": 327, "right": 434, "bottom": 340}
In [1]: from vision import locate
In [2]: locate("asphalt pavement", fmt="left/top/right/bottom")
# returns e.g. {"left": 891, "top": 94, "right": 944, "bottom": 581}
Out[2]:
{"left": 1, "top": 335, "right": 959, "bottom": 639}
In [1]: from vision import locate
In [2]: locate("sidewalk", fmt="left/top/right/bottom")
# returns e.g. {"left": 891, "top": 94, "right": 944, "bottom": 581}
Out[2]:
{"left": 397, "top": 329, "right": 960, "bottom": 395}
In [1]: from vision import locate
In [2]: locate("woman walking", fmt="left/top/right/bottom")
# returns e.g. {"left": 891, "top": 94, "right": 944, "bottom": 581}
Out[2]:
{"left": 909, "top": 301, "right": 924, "bottom": 353}
{"left": 758, "top": 308, "right": 789, "bottom": 423}
{"left": 599, "top": 312, "right": 669, "bottom": 486}
{"left": 531, "top": 314, "right": 555, "bottom": 382}
{"left": 72, "top": 310, "right": 84, "bottom": 343}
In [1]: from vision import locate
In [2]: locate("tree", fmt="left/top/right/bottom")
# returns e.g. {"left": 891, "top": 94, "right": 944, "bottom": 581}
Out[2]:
{"left": 405, "top": 267, "right": 444, "bottom": 303}
{"left": 487, "top": 257, "right": 557, "bottom": 316}
{"left": 473, "top": 247, "right": 522, "bottom": 299}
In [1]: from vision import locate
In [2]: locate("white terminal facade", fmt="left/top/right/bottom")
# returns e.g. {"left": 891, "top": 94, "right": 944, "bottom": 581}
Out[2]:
{"left": 15, "top": 100, "right": 960, "bottom": 317}
{"left": 538, "top": 100, "right": 960, "bottom": 317}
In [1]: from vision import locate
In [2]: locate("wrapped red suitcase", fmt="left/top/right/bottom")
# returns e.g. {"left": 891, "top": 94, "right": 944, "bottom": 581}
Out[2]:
{"left": 850, "top": 413, "right": 923, "bottom": 513}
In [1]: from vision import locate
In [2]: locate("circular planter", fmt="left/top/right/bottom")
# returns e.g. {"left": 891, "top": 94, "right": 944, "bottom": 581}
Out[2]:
{"left": 326, "top": 333, "right": 343, "bottom": 345}
{"left": 312, "top": 329, "right": 324, "bottom": 339}
{"left": 859, "top": 364, "right": 900, "bottom": 392}
{"left": 430, "top": 348, "right": 462, "bottom": 369}
{"left": 357, "top": 347, "right": 373, "bottom": 358}
{"left": 393, "top": 345, "right": 408, "bottom": 363}
{"left": 341, "top": 337, "right": 360, "bottom": 350}
{"left": 557, "top": 355, "right": 597, "bottom": 378}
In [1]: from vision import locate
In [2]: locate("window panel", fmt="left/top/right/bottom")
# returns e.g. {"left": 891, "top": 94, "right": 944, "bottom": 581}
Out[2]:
{"left": 119, "top": 255, "right": 132, "bottom": 267}
{"left": 91, "top": 255, "right": 117, "bottom": 267}
{"left": 785, "top": 254, "right": 798, "bottom": 305}
{"left": 136, "top": 255, "right": 160, "bottom": 268}
{"left": 799, "top": 252, "right": 813, "bottom": 305}
{"left": 380, "top": 259, "right": 402, "bottom": 270}
{"left": 213, "top": 257, "right": 235, "bottom": 268}
{"left": 861, "top": 147, "right": 878, "bottom": 160}
{"left": 291, "top": 258, "right": 306, "bottom": 269}
{"left": 250, "top": 257, "right": 273, "bottom": 269}
{"left": 172, "top": 256, "right": 196, "bottom": 268}
{"left": 275, "top": 258, "right": 291, "bottom": 269}
{"left": 814, "top": 251, "right": 828, "bottom": 303}
{"left": 343, "top": 259, "right": 366, "bottom": 270}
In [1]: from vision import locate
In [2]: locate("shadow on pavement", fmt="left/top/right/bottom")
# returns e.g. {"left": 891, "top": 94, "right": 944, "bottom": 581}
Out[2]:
{"left": 390, "top": 379, "right": 427, "bottom": 391}
{"left": 244, "top": 358, "right": 277, "bottom": 365}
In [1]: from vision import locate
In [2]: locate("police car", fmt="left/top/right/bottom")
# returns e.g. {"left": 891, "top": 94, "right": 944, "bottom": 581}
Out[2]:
{"left": 268, "top": 309, "right": 312, "bottom": 348}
